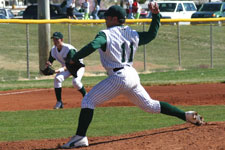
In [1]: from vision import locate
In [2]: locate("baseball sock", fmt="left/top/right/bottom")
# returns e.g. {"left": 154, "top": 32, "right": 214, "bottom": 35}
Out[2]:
{"left": 79, "top": 86, "right": 87, "bottom": 97}
{"left": 160, "top": 101, "right": 186, "bottom": 121}
{"left": 54, "top": 88, "right": 62, "bottom": 102}
{"left": 76, "top": 108, "right": 94, "bottom": 136}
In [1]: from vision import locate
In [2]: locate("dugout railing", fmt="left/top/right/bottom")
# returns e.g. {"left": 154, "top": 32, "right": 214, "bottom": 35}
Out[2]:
{"left": 0, "top": 18, "right": 225, "bottom": 81}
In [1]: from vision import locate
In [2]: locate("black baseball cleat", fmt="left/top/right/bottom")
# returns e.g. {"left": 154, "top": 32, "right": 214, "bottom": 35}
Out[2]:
{"left": 54, "top": 101, "right": 63, "bottom": 109}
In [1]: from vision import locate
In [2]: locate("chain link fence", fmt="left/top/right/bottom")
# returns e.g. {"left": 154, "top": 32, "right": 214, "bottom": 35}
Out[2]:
{"left": 0, "top": 18, "right": 225, "bottom": 81}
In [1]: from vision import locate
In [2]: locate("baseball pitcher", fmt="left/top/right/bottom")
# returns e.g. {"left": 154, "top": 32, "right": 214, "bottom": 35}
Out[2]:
{"left": 61, "top": 3, "right": 204, "bottom": 148}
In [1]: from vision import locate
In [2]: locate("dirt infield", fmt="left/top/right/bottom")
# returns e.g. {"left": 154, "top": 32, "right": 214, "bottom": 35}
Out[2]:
{"left": 0, "top": 83, "right": 225, "bottom": 150}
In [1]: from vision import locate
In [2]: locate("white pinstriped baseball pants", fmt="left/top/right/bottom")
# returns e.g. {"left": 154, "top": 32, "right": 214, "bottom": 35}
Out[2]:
{"left": 82, "top": 66, "right": 161, "bottom": 113}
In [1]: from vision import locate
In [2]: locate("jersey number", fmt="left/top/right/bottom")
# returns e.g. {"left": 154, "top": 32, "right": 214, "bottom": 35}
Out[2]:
{"left": 121, "top": 42, "right": 134, "bottom": 63}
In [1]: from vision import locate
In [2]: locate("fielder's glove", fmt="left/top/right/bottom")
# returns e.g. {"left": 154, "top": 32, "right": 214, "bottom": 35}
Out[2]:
{"left": 41, "top": 66, "right": 55, "bottom": 76}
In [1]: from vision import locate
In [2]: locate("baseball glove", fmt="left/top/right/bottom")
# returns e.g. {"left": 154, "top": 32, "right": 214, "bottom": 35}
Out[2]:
{"left": 41, "top": 66, "right": 55, "bottom": 76}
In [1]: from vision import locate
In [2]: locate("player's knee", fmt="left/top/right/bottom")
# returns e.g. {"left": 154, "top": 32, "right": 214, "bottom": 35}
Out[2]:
{"left": 81, "top": 96, "right": 95, "bottom": 109}
{"left": 55, "top": 75, "right": 64, "bottom": 83}
{"left": 72, "top": 79, "right": 83, "bottom": 90}
{"left": 54, "top": 80, "right": 62, "bottom": 88}
{"left": 54, "top": 76, "right": 64, "bottom": 88}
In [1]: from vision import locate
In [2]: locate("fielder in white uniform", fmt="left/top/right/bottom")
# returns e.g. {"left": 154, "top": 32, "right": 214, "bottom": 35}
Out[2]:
{"left": 46, "top": 32, "right": 86, "bottom": 109}
{"left": 61, "top": 4, "right": 204, "bottom": 148}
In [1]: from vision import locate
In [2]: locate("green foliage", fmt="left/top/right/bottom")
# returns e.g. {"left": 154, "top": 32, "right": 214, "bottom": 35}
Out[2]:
{"left": 0, "top": 106, "right": 224, "bottom": 141}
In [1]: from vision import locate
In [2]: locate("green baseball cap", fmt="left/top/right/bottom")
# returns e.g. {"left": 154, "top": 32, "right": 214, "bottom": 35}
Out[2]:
{"left": 51, "top": 32, "right": 63, "bottom": 39}
{"left": 104, "top": 5, "right": 126, "bottom": 19}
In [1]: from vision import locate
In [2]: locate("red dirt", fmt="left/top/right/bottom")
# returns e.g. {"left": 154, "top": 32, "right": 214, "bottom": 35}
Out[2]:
{"left": 0, "top": 83, "right": 225, "bottom": 150}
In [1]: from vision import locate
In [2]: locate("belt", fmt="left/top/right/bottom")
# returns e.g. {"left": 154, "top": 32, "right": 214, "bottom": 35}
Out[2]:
{"left": 113, "top": 67, "right": 124, "bottom": 72}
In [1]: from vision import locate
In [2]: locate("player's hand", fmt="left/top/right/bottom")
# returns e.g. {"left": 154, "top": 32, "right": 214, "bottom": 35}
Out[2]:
{"left": 55, "top": 69, "right": 60, "bottom": 73}
{"left": 148, "top": 2, "right": 160, "bottom": 14}
{"left": 55, "top": 66, "right": 66, "bottom": 73}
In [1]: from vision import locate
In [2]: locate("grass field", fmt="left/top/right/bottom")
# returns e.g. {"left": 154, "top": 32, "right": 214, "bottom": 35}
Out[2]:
{"left": 1, "top": 67, "right": 225, "bottom": 91}
{"left": 0, "top": 106, "right": 224, "bottom": 142}
{"left": 0, "top": 23, "right": 225, "bottom": 81}
{"left": 0, "top": 70, "right": 225, "bottom": 142}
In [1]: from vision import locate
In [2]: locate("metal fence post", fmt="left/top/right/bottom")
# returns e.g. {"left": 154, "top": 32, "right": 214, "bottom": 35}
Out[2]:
{"left": 210, "top": 22, "right": 213, "bottom": 68}
{"left": 68, "top": 23, "right": 71, "bottom": 44}
{"left": 177, "top": 22, "right": 181, "bottom": 68}
{"left": 143, "top": 23, "right": 146, "bottom": 71}
{"left": 26, "top": 24, "right": 30, "bottom": 79}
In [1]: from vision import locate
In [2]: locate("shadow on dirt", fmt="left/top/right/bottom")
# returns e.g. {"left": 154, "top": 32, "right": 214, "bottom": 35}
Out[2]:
{"left": 89, "top": 127, "right": 189, "bottom": 147}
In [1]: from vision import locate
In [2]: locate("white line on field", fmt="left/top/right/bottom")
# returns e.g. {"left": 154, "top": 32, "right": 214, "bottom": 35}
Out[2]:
{"left": 0, "top": 89, "right": 50, "bottom": 96}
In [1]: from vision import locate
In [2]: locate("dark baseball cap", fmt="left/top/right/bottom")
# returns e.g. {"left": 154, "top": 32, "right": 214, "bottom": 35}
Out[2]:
{"left": 51, "top": 32, "right": 63, "bottom": 39}
{"left": 104, "top": 5, "right": 126, "bottom": 19}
